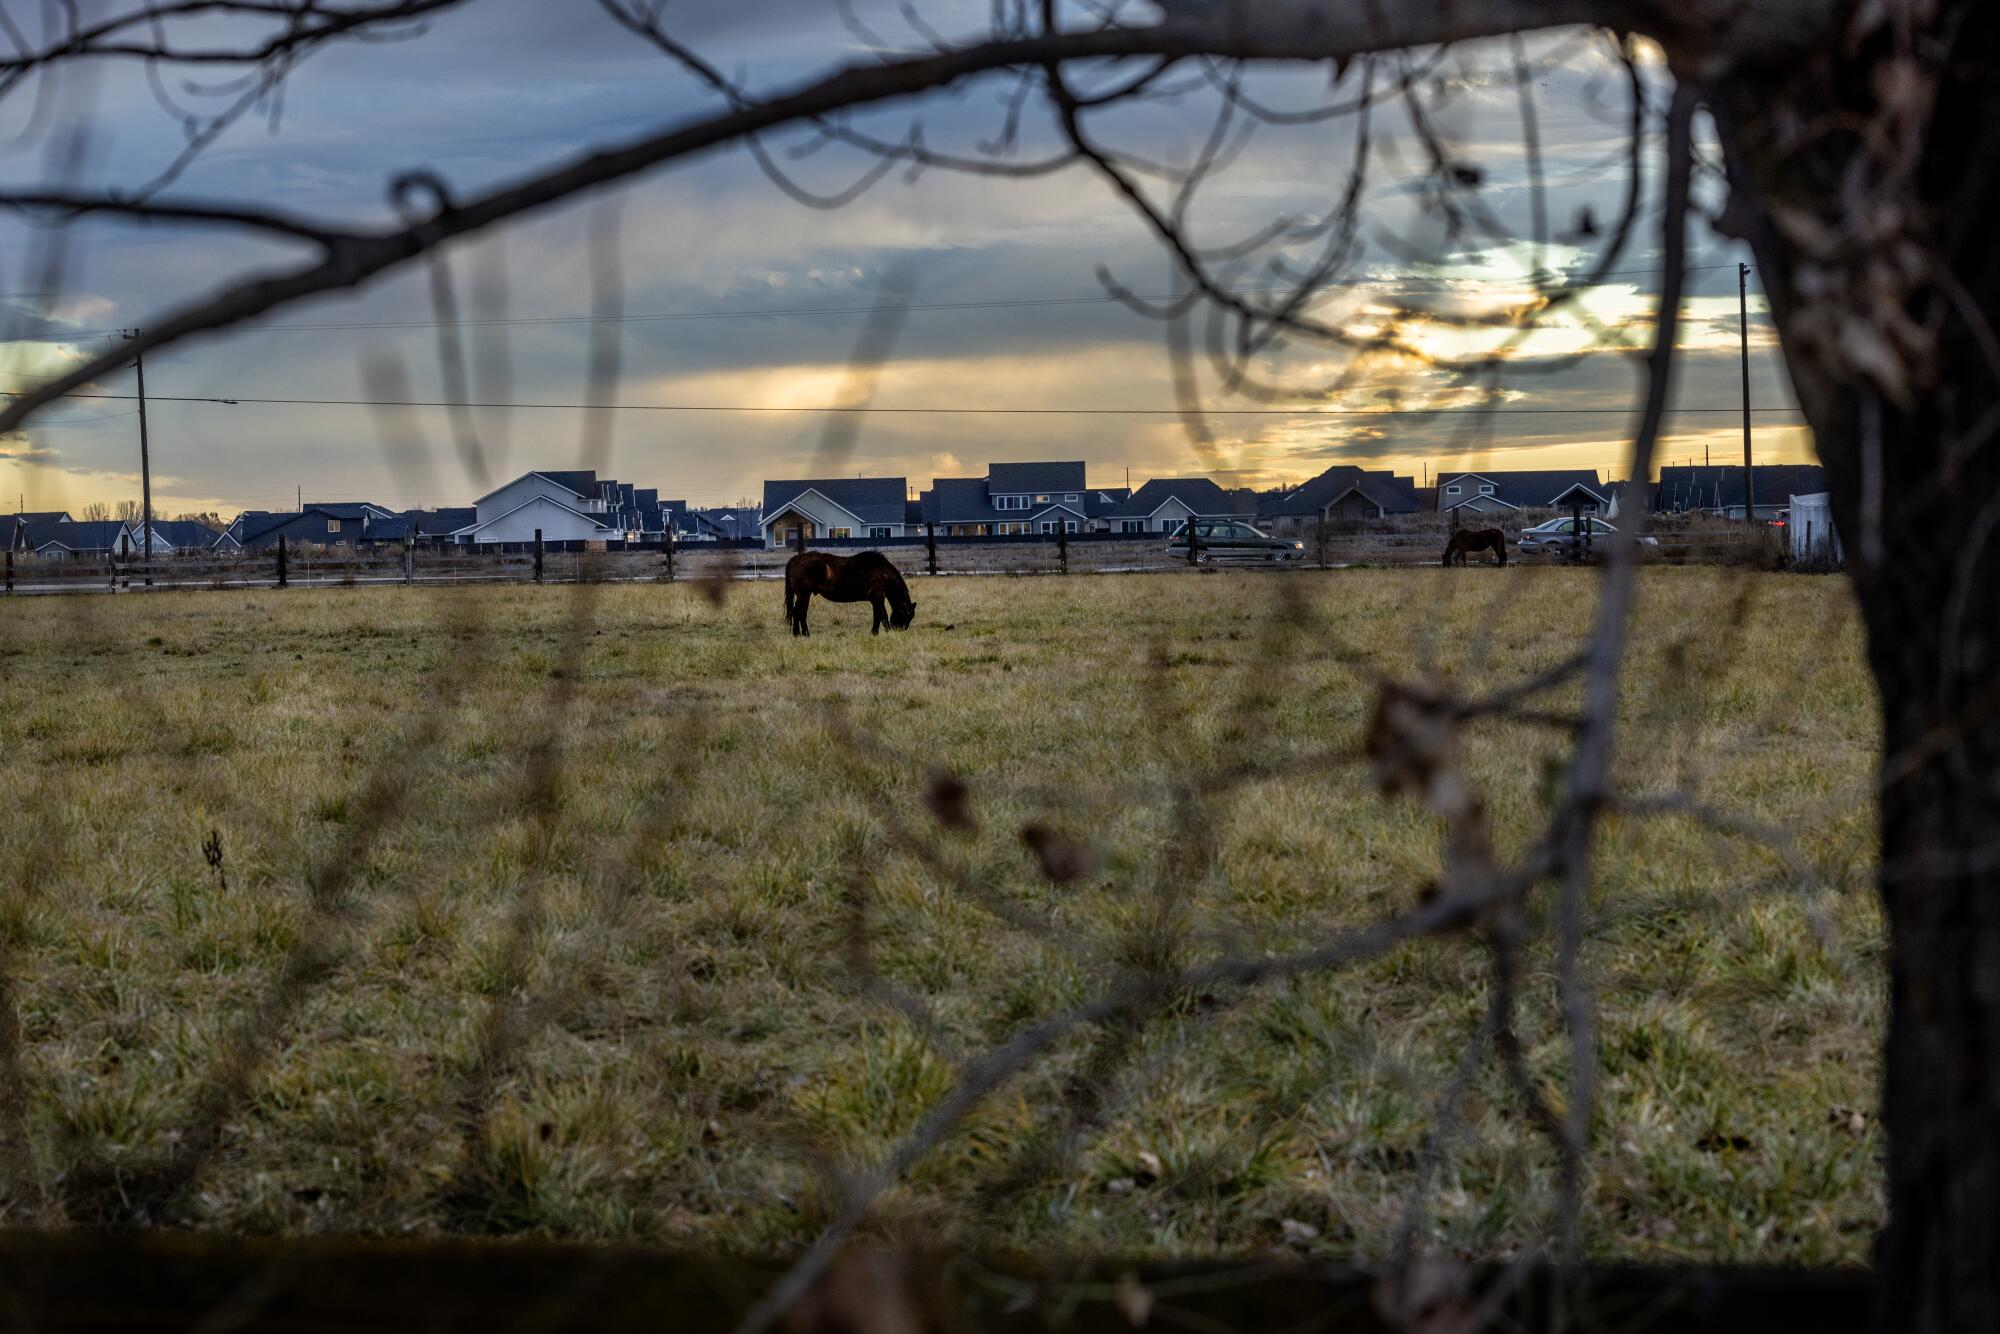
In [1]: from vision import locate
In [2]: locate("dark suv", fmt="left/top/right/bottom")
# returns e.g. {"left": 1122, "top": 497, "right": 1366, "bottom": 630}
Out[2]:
{"left": 1166, "top": 520, "right": 1306, "bottom": 563}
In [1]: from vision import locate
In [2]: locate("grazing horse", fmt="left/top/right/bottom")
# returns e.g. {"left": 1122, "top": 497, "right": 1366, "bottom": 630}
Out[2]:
{"left": 1442, "top": 528, "right": 1508, "bottom": 567}
{"left": 785, "top": 550, "right": 917, "bottom": 636}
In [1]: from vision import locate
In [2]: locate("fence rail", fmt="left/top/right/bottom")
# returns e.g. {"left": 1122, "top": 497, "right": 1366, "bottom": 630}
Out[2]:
{"left": 0, "top": 526, "right": 1790, "bottom": 596}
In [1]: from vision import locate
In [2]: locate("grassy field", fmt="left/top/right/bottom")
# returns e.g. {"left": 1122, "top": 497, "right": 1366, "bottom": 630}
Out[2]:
{"left": 0, "top": 567, "right": 1882, "bottom": 1264}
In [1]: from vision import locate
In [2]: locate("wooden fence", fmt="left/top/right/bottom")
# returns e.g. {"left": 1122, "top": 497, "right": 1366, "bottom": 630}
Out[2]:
{"left": 0, "top": 524, "right": 1786, "bottom": 596}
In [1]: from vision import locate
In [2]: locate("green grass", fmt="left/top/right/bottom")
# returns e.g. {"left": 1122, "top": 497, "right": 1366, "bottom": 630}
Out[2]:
{"left": 0, "top": 568, "right": 1882, "bottom": 1262}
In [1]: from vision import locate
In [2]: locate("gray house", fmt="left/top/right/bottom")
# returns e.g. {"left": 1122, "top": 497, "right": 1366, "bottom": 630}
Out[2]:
{"left": 24, "top": 520, "right": 133, "bottom": 558}
{"left": 919, "top": 461, "right": 1103, "bottom": 535}
{"left": 1259, "top": 465, "right": 1422, "bottom": 530}
{"left": 1437, "top": 470, "right": 1609, "bottom": 516}
{"left": 760, "top": 477, "right": 909, "bottom": 547}
{"left": 453, "top": 471, "right": 620, "bottom": 546}
{"left": 218, "top": 504, "right": 399, "bottom": 552}
{"left": 1100, "top": 478, "right": 1253, "bottom": 534}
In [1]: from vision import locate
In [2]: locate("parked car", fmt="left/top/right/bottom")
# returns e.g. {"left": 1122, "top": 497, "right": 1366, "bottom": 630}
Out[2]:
{"left": 1515, "top": 516, "right": 1660, "bottom": 558}
{"left": 1166, "top": 520, "right": 1306, "bottom": 562}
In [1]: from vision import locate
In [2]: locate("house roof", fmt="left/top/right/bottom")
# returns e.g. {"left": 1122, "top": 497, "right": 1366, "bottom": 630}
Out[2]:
{"left": 1104, "top": 477, "right": 1237, "bottom": 519}
{"left": 400, "top": 507, "right": 475, "bottom": 535}
{"left": 684, "top": 507, "right": 759, "bottom": 539}
{"left": 1653, "top": 464, "right": 1825, "bottom": 509}
{"left": 761, "top": 477, "right": 907, "bottom": 528}
{"left": 1437, "top": 470, "right": 1605, "bottom": 511}
{"left": 1261, "top": 466, "right": 1422, "bottom": 517}
{"left": 141, "top": 520, "right": 223, "bottom": 549}
{"left": 29, "top": 520, "right": 130, "bottom": 552}
{"left": 303, "top": 501, "right": 394, "bottom": 520}
{"left": 13, "top": 511, "right": 70, "bottom": 526}
{"left": 1083, "top": 488, "right": 1130, "bottom": 518}
{"left": 986, "top": 460, "right": 1087, "bottom": 494}
{"left": 471, "top": 470, "right": 600, "bottom": 507}
{"left": 923, "top": 476, "right": 1002, "bottom": 525}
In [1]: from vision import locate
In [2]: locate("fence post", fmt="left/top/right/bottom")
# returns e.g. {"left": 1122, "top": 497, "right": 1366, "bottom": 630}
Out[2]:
{"left": 276, "top": 535, "right": 288, "bottom": 588}
{"left": 1186, "top": 520, "right": 1199, "bottom": 566}
{"left": 1572, "top": 497, "right": 1587, "bottom": 564}
{"left": 926, "top": 522, "right": 938, "bottom": 576}
{"left": 403, "top": 538, "right": 414, "bottom": 585}
{"left": 1315, "top": 514, "right": 1328, "bottom": 570}
{"left": 794, "top": 523, "right": 806, "bottom": 555}
{"left": 1057, "top": 523, "right": 1068, "bottom": 575}
{"left": 534, "top": 529, "right": 544, "bottom": 583}
{"left": 663, "top": 525, "right": 675, "bottom": 583}
{"left": 4, "top": 548, "right": 10, "bottom": 594}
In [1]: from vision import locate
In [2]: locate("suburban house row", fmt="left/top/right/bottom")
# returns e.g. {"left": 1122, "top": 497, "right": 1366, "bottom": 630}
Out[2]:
{"left": 5, "top": 461, "right": 1826, "bottom": 558}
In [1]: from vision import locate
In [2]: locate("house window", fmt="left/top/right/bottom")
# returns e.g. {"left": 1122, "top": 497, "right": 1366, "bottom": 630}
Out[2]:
{"left": 995, "top": 495, "right": 1027, "bottom": 511}
{"left": 1479, "top": 484, "right": 1495, "bottom": 495}
{"left": 1038, "top": 521, "right": 1054, "bottom": 534}
{"left": 869, "top": 526, "right": 892, "bottom": 538}
{"left": 327, "top": 519, "right": 342, "bottom": 532}
{"left": 1445, "top": 485, "right": 1461, "bottom": 496}
{"left": 1034, "top": 494, "right": 1049, "bottom": 503}
{"left": 1064, "top": 520, "right": 1078, "bottom": 533}
{"left": 829, "top": 527, "right": 852, "bottom": 539}
{"left": 1119, "top": 519, "right": 1144, "bottom": 534}
{"left": 1064, "top": 493, "right": 1079, "bottom": 501}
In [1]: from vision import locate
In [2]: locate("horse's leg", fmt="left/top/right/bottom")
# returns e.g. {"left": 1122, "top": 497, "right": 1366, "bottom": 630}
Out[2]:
{"left": 871, "top": 595, "right": 885, "bottom": 635}
{"left": 797, "top": 589, "right": 810, "bottom": 637}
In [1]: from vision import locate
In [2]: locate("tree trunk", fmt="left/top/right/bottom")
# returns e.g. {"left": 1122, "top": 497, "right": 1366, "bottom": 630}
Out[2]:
{"left": 1707, "top": 7, "right": 2000, "bottom": 1329}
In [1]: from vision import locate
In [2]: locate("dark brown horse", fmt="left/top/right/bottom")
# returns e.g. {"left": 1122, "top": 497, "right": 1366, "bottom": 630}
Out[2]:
{"left": 784, "top": 550, "right": 917, "bottom": 636}
{"left": 1442, "top": 528, "right": 1508, "bottom": 567}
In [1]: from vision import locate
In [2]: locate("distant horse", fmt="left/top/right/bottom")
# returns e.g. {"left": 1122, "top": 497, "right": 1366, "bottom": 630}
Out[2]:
{"left": 1442, "top": 528, "right": 1507, "bottom": 567}
{"left": 785, "top": 550, "right": 917, "bottom": 636}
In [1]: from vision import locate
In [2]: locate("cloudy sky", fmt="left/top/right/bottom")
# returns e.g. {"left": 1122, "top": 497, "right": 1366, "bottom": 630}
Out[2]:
{"left": 0, "top": 2, "right": 1809, "bottom": 518}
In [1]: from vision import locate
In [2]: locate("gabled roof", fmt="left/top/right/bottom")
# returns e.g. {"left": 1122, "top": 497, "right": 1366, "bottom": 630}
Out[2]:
{"left": 987, "top": 460, "right": 1087, "bottom": 494}
{"left": 452, "top": 492, "right": 617, "bottom": 538}
{"left": 761, "top": 477, "right": 907, "bottom": 528}
{"left": 29, "top": 520, "right": 131, "bottom": 552}
{"left": 303, "top": 501, "right": 395, "bottom": 521}
{"left": 1261, "top": 466, "right": 1422, "bottom": 517}
{"left": 472, "top": 470, "right": 599, "bottom": 506}
{"left": 1083, "top": 488, "right": 1130, "bottom": 518}
{"left": 683, "top": 507, "right": 760, "bottom": 540}
{"left": 1653, "top": 464, "right": 1825, "bottom": 509}
{"left": 1437, "top": 469, "right": 1605, "bottom": 511}
{"left": 140, "top": 519, "right": 223, "bottom": 549}
{"left": 1104, "top": 477, "right": 1236, "bottom": 519}
{"left": 13, "top": 511, "right": 70, "bottom": 526}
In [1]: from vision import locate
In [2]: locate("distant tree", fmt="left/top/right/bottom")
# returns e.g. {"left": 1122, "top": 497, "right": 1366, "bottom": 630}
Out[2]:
{"left": 173, "top": 511, "right": 224, "bottom": 531}
{"left": 77, "top": 502, "right": 111, "bottom": 523}
{"left": 113, "top": 499, "right": 140, "bottom": 522}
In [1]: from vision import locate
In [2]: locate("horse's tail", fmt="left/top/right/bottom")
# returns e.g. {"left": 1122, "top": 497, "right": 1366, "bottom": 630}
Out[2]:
{"left": 1494, "top": 536, "right": 1507, "bottom": 567}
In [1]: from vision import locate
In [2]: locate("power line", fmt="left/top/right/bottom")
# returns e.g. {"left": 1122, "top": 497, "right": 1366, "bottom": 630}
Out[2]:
{"left": 1, "top": 389, "right": 1804, "bottom": 416}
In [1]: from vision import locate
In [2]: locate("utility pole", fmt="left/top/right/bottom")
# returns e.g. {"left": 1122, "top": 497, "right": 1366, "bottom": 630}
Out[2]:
{"left": 1739, "top": 262, "right": 1755, "bottom": 521}
{"left": 123, "top": 330, "right": 153, "bottom": 575}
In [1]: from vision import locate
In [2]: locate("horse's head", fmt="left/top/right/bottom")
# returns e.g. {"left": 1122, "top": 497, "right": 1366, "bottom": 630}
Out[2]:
{"left": 891, "top": 598, "right": 916, "bottom": 630}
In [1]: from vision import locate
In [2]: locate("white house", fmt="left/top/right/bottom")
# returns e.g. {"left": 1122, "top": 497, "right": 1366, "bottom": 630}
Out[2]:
{"left": 760, "top": 477, "right": 910, "bottom": 547}
{"left": 1437, "top": 470, "right": 1609, "bottom": 515}
{"left": 454, "top": 470, "right": 619, "bottom": 546}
